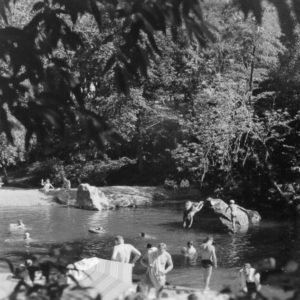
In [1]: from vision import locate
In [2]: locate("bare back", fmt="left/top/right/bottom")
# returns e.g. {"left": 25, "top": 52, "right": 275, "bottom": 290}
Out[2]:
{"left": 200, "top": 243, "right": 215, "bottom": 261}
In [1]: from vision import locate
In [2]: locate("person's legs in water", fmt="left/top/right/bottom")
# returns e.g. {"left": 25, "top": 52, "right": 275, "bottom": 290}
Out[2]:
{"left": 232, "top": 215, "right": 236, "bottom": 232}
{"left": 203, "top": 265, "right": 212, "bottom": 290}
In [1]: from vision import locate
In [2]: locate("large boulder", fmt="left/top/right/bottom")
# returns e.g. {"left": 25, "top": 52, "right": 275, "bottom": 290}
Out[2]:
{"left": 185, "top": 197, "right": 261, "bottom": 232}
{"left": 76, "top": 184, "right": 109, "bottom": 211}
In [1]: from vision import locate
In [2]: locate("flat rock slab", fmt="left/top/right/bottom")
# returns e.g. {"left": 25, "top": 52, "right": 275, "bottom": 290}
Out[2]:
{"left": 0, "top": 188, "right": 53, "bottom": 207}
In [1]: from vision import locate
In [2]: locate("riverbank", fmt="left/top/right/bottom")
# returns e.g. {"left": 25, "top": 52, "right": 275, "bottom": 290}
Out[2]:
{"left": 0, "top": 188, "right": 54, "bottom": 207}
{"left": 0, "top": 186, "right": 202, "bottom": 208}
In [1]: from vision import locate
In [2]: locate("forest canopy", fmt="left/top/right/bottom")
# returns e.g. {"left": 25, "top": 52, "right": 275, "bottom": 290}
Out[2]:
{"left": 1, "top": 0, "right": 300, "bottom": 212}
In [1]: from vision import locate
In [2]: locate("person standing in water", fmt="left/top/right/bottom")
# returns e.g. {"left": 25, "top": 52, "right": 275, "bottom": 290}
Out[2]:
{"left": 111, "top": 235, "right": 141, "bottom": 265}
{"left": 181, "top": 241, "right": 198, "bottom": 266}
{"left": 199, "top": 236, "right": 217, "bottom": 291}
{"left": 147, "top": 243, "right": 173, "bottom": 297}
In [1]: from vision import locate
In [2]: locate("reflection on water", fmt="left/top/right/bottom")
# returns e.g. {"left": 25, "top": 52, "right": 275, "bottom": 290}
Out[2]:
{"left": 0, "top": 205, "right": 298, "bottom": 290}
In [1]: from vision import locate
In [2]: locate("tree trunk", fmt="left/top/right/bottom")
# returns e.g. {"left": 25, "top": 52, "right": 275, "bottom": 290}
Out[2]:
{"left": 3, "top": 165, "right": 8, "bottom": 184}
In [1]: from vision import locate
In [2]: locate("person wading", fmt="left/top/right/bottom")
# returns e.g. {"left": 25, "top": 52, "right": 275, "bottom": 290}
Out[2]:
{"left": 199, "top": 236, "right": 217, "bottom": 291}
{"left": 146, "top": 243, "right": 173, "bottom": 297}
{"left": 111, "top": 235, "right": 141, "bottom": 265}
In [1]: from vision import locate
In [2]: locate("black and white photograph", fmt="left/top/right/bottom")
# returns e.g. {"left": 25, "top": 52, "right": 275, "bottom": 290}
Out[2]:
{"left": 0, "top": 0, "right": 299, "bottom": 299}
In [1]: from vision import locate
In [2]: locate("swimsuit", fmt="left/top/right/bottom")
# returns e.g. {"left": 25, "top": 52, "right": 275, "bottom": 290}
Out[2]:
{"left": 201, "top": 259, "right": 213, "bottom": 268}
{"left": 246, "top": 282, "right": 257, "bottom": 293}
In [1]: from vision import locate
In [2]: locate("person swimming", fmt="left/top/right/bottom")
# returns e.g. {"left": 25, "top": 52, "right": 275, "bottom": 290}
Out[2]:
{"left": 24, "top": 232, "right": 31, "bottom": 241}
{"left": 140, "top": 232, "right": 156, "bottom": 239}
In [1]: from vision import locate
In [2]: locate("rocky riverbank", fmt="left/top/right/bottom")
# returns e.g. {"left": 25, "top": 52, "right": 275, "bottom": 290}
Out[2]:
{"left": 0, "top": 185, "right": 202, "bottom": 208}
{"left": 0, "top": 188, "right": 54, "bottom": 206}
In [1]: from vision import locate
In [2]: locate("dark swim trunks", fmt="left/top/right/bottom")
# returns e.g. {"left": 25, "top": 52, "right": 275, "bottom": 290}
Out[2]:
{"left": 246, "top": 282, "right": 257, "bottom": 293}
{"left": 201, "top": 259, "right": 213, "bottom": 268}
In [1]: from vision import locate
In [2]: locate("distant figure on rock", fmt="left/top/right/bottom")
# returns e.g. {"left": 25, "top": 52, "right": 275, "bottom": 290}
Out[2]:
{"left": 239, "top": 263, "right": 261, "bottom": 299}
{"left": 181, "top": 241, "right": 198, "bottom": 265}
{"left": 164, "top": 177, "right": 178, "bottom": 192}
{"left": 180, "top": 178, "right": 190, "bottom": 191}
{"left": 226, "top": 200, "right": 247, "bottom": 232}
{"left": 199, "top": 236, "right": 217, "bottom": 291}
{"left": 183, "top": 201, "right": 205, "bottom": 228}
{"left": 62, "top": 176, "right": 71, "bottom": 190}
{"left": 41, "top": 178, "right": 54, "bottom": 192}
{"left": 111, "top": 235, "right": 141, "bottom": 265}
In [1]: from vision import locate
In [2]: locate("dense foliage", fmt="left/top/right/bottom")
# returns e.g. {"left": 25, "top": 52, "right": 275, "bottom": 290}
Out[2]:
{"left": 1, "top": 0, "right": 300, "bottom": 214}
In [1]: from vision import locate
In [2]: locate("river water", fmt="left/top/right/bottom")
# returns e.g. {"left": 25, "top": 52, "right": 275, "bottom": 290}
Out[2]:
{"left": 0, "top": 203, "right": 298, "bottom": 292}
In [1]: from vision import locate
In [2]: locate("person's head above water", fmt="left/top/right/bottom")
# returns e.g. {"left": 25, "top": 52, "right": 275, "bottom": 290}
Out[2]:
{"left": 187, "top": 241, "right": 194, "bottom": 247}
{"left": 229, "top": 200, "right": 235, "bottom": 204}
{"left": 114, "top": 235, "right": 124, "bottom": 245}
{"left": 140, "top": 232, "right": 145, "bottom": 238}
{"left": 24, "top": 232, "right": 30, "bottom": 240}
{"left": 146, "top": 243, "right": 152, "bottom": 249}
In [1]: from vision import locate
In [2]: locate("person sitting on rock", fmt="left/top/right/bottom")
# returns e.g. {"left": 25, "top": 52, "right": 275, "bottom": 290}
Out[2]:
{"left": 180, "top": 178, "right": 190, "bottom": 191}
{"left": 183, "top": 201, "right": 204, "bottom": 228}
{"left": 164, "top": 177, "right": 178, "bottom": 192}
{"left": 41, "top": 178, "right": 54, "bottom": 192}
{"left": 62, "top": 176, "right": 71, "bottom": 190}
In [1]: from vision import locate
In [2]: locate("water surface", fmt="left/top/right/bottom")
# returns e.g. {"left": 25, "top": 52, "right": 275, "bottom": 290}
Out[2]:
{"left": 0, "top": 204, "right": 298, "bottom": 291}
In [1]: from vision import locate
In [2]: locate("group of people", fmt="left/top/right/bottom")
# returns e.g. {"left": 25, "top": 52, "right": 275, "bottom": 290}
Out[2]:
{"left": 111, "top": 235, "right": 261, "bottom": 299}
{"left": 183, "top": 198, "right": 248, "bottom": 232}
{"left": 40, "top": 176, "right": 71, "bottom": 192}
{"left": 164, "top": 177, "right": 190, "bottom": 192}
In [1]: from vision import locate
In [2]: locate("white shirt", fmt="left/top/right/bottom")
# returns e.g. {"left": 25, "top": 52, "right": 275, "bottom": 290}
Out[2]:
{"left": 239, "top": 268, "right": 260, "bottom": 290}
{"left": 111, "top": 243, "right": 141, "bottom": 263}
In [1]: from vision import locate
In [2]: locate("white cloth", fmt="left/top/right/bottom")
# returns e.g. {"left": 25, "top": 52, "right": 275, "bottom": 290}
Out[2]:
{"left": 112, "top": 244, "right": 141, "bottom": 263}
{"left": 148, "top": 250, "right": 173, "bottom": 289}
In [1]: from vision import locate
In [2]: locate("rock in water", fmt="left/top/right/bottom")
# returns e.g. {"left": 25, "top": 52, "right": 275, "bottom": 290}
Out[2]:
{"left": 184, "top": 197, "right": 261, "bottom": 231}
{"left": 76, "top": 184, "right": 109, "bottom": 210}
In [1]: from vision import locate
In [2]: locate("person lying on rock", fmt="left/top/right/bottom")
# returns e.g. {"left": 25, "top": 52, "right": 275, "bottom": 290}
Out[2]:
{"left": 41, "top": 178, "right": 55, "bottom": 192}
{"left": 183, "top": 201, "right": 205, "bottom": 228}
